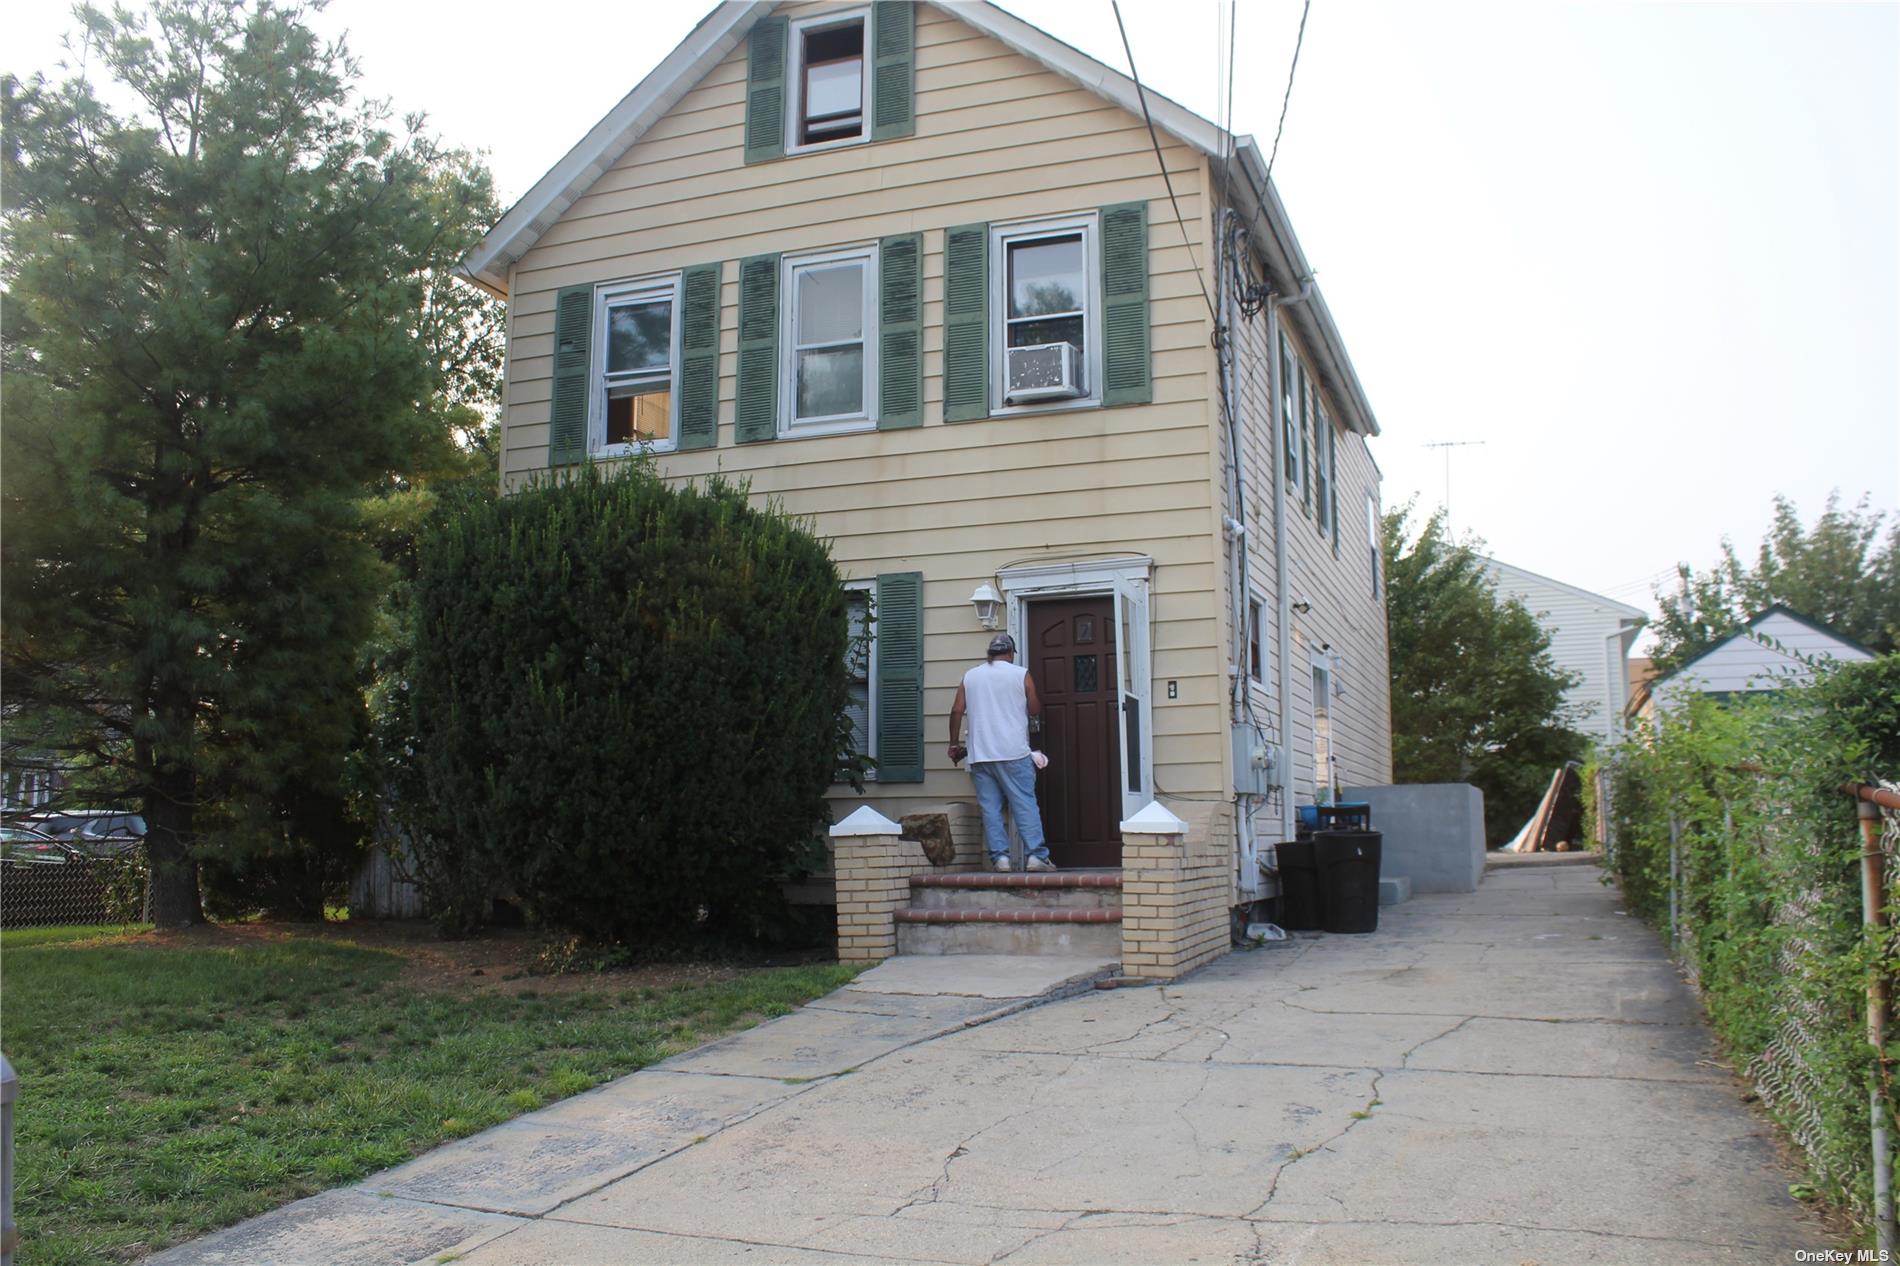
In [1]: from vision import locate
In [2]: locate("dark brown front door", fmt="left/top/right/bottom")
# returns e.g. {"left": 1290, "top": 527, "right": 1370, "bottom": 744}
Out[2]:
{"left": 1028, "top": 596, "right": 1121, "bottom": 868}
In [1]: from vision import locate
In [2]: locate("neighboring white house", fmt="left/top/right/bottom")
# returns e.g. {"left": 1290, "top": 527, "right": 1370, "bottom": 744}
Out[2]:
{"left": 1631, "top": 605, "right": 1877, "bottom": 721}
{"left": 1484, "top": 558, "right": 1647, "bottom": 747}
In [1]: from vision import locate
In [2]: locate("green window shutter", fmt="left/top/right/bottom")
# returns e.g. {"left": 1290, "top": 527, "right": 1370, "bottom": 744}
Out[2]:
{"left": 1328, "top": 423, "right": 1341, "bottom": 556}
{"left": 744, "top": 16, "right": 788, "bottom": 165}
{"left": 869, "top": 1, "right": 916, "bottom": 141}
{"left": 735, "top": 253, "right": 779, "bottom": 444}
{"left": 942, "top": 223, "right": 988, "bottom": 422}
{"left": 1100, "top": 201, "right": 1151, "bottom": 407}
{"left": 677, "top": 262, "right": 722, "bottom": 451}
{"left": 548, "top": 284, "right": 593, "bottom": 466}
{"left": 874, "top": 571, "right": 925, "bottom": 783}
{"left": 878, "top": 233, "right": 922, "bottom": 429}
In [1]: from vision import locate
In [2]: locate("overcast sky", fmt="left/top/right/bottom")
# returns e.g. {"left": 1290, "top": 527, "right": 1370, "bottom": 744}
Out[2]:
{"left": 10, "top": 0, "right": 1897, "bottom": 630}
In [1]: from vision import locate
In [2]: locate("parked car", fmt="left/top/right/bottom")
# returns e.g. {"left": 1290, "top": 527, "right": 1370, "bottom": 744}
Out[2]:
{"left": 0, "top": 824, "right": 87, "bottom": 865}
{"left": 15, "top": 809, "right": 146, "bottom": 857}
{"left": 70, "top": 813, "right": 145, "bottom": 858}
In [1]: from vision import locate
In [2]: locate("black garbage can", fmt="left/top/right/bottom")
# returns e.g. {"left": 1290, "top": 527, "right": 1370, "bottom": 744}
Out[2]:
{"left": 1276, "top": 839, "right": 1322, "bottom": 931}
{"left": 1315, "top": 829, "right": 1382, "bottom": 934}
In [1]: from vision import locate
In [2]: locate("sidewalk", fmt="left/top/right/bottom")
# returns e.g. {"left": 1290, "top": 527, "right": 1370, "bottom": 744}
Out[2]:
{"left": 152, "top": 865, "right": 1830, "bottom": 1265}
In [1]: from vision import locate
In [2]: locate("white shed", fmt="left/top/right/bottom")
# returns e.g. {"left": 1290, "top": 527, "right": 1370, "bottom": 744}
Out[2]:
{"left": 1484, "top": 559, "right": 1647, "bottom": 748}
{"left": 1642, "top": 605, "right": 1876, "bottom": 716}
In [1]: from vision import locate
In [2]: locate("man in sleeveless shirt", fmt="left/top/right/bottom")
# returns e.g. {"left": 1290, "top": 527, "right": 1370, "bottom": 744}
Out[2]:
{"left": 948, "top": 632, "right": 1055, "bottom": 872}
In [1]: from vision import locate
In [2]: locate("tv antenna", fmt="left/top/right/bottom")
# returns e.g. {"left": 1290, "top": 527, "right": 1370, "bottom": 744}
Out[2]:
{"left": 1422, "top": 440, "right": 1487, "bottom": 534}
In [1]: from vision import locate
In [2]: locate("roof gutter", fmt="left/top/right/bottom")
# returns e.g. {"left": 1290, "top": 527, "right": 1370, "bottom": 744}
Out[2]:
{"left": 455, "top": 1, "right": 765, "bottom": 299}
{"left": 1230, "top": 138, "right": 1380, "bottom": 438}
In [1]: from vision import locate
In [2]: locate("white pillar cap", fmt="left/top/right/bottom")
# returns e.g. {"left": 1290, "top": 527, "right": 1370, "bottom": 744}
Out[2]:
{"left": 829, "top": 805, "right": 903, "bottom": 837}
{"left": 1118, "top": 801, "right": 1189, "bottom": 835}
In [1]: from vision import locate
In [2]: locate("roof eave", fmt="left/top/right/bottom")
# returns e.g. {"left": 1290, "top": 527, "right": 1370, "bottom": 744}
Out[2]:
{"left": 1231, "top": 139, "right": 1380, "bottom": 438}
{"left": 930, "top": 2, "right": 1226, "bottom": 155}
{"left": 457, "top": 1, "right": 765, "bottom": 299}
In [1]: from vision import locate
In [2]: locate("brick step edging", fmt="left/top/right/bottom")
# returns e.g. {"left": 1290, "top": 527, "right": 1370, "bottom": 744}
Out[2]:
{"left": 909, "top": 871, "right": 1123, "bottom": 890}
{"left": 894, "top": 908, "right": 1123, "bottom": 925}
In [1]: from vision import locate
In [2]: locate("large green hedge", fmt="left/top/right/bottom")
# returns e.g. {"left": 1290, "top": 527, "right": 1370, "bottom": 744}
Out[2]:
{"left": 396, "top": 464, "right": 856, "bottom": 940}
{"left": 1598, "top": 655, "right": 1900, "bottom": 1229}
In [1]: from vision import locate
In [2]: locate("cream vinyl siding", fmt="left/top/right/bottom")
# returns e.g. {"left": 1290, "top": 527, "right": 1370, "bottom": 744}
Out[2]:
{"left": 1225, "top": 260, "right": 1393, "bottom": 814}
{"left": 498, "top": 2, "right": 1225, "bottom": 822}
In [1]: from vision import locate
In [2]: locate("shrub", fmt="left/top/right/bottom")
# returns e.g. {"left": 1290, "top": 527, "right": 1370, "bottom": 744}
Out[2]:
{"left": 1599, "top": 654, "right": 1900, "bottom": 1229}
{"left": 398, "top": 463, "right": 854, "bottom": 942}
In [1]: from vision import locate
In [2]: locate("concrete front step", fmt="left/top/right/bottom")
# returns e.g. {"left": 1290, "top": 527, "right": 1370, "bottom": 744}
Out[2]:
{"left": 895, "top": 910, "right": 1123, "bottom": 958}
{"left": 908, "top": 871, "right": 1122, "bottom": 912}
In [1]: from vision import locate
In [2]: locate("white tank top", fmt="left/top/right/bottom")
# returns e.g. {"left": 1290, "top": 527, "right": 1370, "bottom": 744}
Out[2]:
{"left": 963, "top": 660, "right": 1031, "bottom": 763}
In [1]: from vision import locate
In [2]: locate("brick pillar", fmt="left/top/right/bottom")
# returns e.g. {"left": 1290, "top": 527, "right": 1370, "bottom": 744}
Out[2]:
{"left": 830, "top": 806, "right": 908, "bottom": 963}
{"left": 1119, "top": 801, "right": 1192, "bottom": 980}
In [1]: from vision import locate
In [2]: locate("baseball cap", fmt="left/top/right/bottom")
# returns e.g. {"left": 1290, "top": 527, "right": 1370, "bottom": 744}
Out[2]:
{"left": 988, "top": 632, "right": 1017, "bottom": 656}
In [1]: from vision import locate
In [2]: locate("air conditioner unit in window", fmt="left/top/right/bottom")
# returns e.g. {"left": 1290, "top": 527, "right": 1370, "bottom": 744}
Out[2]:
{"left": 1005, "top": 342, "right": 1082, "bottom": 403}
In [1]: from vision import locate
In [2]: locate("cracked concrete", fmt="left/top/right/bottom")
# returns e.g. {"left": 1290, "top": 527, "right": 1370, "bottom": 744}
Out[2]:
{"left": 150, "top": 867, "right": 1833, "bottom": 1265}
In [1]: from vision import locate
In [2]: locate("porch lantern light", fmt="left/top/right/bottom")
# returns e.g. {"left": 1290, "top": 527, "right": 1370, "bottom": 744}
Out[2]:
{"left": 970, "top": 582, "right": 1002, "bottom": 630}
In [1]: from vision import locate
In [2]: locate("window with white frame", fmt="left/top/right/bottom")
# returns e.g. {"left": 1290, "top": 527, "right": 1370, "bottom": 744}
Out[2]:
{"left": 842, "top": 583, "right": 876, "bottom": 778}
{"left": 788, "top": 9, "right": 868, "bottom": 152}
{"left": 991, "top": 214, "right": 1101, "bottom": 412}
{"left": 1367, "top": 493, "right": 1382, "bottom": 600}
{"left": 780, "top": 246, "right": 878, "bottom": 436}
{"left": 1312, "top": 660, "right": 1334, "bottom": 800}
{"left": 594, "top": 276, "right": 680, "bottom": 454}
{"left": 1279, "top": 334, "right": 1300, "bottom": 492}
{"left": 1315, "top": 405, "right": 1334, "bottom": 537}
{"left": 1248, "top": 597, "right": 1265, "bottom": 683}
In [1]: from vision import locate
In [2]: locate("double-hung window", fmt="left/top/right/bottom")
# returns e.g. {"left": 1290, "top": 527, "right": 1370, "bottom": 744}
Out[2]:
{"left": 1367, "top": 493, "right": 1382, "bottom": 600}
{"left": 991, "top": 214, "right": 1101, "bottom": 412}
{"left": 1248, "top": 596, "right": 1265, "bottom": 684}
{"left": 1279, "top": 334, "right": 1300, "bottom": 493}
{"left": 788, "top": 9, "right": 868, "bottom": 152}
{"left": 1311, "top": 660, "right": 1335, "bottom": 800}
{"left": 594, "top": 276, "right": 680, "bottom": 454}
{"left": 842, "top": 582, "right": 877, "bottom": 779}
{"left": 780, "top": 246, "right": 878, "bottom": 437}
{"left": 1315, "top": 406, "right": 1334, "bottom": 538}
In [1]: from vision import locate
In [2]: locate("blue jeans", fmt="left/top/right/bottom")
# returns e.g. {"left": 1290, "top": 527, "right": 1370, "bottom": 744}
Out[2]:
{"left": 970, "top": 757, "right": 1049, "bottom": 863}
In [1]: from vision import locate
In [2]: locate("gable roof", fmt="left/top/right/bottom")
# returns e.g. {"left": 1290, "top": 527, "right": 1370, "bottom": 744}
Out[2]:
{"left": 1646, "top": 604, "right": 1875, "bottom": 694}
{"left": 1484, "top": 558, "right": 1648, "bottom": 624}
{"left": 458, "top": 0, "right": 1380, "bottom": 438}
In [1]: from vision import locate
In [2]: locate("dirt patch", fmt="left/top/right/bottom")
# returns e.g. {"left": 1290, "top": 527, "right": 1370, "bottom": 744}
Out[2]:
{"left": 111, "top": 919, "right": 832, "bottom": 997}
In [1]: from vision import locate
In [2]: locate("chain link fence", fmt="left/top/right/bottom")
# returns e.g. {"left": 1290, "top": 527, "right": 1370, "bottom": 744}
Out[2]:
{"left": 1744, "top": 778, "right": 1900, "bottom": 1226}
{"left": 0, "top": 855, "right": 149, "bottom": 930}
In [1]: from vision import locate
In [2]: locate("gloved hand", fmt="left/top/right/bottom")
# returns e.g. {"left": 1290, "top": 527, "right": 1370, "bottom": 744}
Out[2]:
{"left": 1031, "top": 750, "right": 1049, "bottom": 770}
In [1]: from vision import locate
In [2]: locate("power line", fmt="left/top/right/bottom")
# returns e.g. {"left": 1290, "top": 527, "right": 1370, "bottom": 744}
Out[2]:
{"left": 1111, "top": 0, "right": 1217, "bottom": 328}
{"left": 1216, "top": 0, "right": 1239, "bottom": 213}
{"left": 1260, "top": 0, "right": 1313, "bottom": 190}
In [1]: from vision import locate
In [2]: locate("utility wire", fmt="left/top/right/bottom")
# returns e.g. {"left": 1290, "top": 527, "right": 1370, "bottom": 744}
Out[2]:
{"left": 1260, "top": 0, "right": 1313, "bottom": 191}
{"left": 1111, "top": 0, "right": 1218, "bottom": 328}
{"left": 1217, "top": 0, "right": 1240, "bottom": 214}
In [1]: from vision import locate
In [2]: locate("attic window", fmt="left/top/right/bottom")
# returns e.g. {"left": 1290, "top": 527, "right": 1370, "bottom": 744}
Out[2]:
{"left": 791, "top": 12, "right": 867, "bottom": 150}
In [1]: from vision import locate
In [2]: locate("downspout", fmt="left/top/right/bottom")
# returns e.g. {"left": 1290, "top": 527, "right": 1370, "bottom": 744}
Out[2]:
{"left": 1268, "top": 281, "right": 1316, "bottom": 841}
{"left": 1217, "top": 210, "right": 1258, "bottom": 902}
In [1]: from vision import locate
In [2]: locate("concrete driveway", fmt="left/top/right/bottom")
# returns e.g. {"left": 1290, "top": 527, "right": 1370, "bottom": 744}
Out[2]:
{"left": 153, "top": 863, "right": 1831, "bottom": 1265}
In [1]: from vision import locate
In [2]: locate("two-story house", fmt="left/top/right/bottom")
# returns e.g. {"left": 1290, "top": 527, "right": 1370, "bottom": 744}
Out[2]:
{"left": 1483, "top": 558, "right": 1647, "bottom": 748}
{"left": 461, "top": 0, "right": 1393, "bottom": 977}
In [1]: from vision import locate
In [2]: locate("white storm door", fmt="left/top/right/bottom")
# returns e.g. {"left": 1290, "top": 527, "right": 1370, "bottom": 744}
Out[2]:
{"left": 1113, "top": 576, "right": 1153, "bottom": 822}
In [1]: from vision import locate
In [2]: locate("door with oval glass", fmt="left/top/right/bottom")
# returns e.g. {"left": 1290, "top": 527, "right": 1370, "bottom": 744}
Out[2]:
{"left": 1027, "top": 595, "right": 1121, "bottom": 867}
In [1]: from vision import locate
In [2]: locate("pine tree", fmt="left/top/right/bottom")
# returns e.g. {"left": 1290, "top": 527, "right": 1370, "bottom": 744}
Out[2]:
{"left": 1, "top": 2, "right": 500, "bottom": 925}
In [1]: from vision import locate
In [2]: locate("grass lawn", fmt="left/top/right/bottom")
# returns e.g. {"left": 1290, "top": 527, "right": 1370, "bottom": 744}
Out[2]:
{"left": 1, "top": 922, "right": 860, "bottom": 1265}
